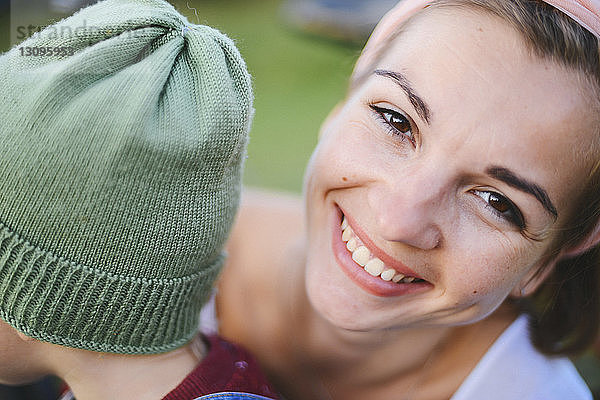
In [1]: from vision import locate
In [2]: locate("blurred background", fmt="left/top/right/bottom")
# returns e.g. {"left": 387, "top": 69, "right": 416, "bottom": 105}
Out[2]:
{"left": 0, "top": 0, "right": 374, "bottom": 194}
{"left": 1, "top": 0, "right": 600, "bottom": 399}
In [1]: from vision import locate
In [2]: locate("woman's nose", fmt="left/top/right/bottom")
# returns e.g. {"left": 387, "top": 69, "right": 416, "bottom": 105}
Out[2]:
{"left": 368, "top": 165, "right": 447, "bottom": 250}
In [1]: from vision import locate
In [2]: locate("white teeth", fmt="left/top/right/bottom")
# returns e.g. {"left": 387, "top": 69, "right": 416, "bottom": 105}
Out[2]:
{"left": 380, "top": 269, "right": 396, "bottom": 281}
{"left": 364, "top": 258, "right": 385, "bottom": 276}
{"left": 352, "top": 246, "right": 370, "bottom": 266}
{"left": 342, "top": 227, "right": 353, "bottom": 242}
{"left": 346, "top": 237, "right": 358, "bottom": 252}
{"left": 341, "top": 216, "right": 422, "bottom": 285}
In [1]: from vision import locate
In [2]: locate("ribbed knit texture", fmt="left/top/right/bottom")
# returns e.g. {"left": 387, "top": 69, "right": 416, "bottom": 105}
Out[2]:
{"left": 0, "top": 0, "right": 253, "bottom": 354}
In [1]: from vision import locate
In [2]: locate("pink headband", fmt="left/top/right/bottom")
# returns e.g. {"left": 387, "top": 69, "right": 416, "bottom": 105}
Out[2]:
{"left": 354, "top": 0, "right": 600, "bottom": 77}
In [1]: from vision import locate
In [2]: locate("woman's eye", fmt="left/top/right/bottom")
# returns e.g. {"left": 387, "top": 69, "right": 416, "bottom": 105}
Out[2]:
{"left": 472, "top": 190, "right": 525, "bottom": 229}
{"left": 369, "top": 104, "right": 415, "bottom": 145}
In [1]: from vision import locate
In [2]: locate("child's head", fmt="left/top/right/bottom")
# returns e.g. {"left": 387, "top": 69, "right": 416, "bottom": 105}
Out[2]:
{"left": 0, "top": 0, "right": 252, "bottom": 380}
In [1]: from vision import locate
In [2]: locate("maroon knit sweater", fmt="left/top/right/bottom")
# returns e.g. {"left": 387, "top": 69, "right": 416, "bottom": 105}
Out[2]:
{"left": 162, "top": 335, "right": 280, "bottom": 400}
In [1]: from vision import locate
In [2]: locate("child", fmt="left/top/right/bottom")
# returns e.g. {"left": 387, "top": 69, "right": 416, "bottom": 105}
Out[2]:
{"left": 0, "top": 0, "right": 278, "bottom": 399}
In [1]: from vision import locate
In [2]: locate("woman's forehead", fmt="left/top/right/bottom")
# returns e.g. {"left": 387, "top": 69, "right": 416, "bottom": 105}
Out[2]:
{"left": 353, "top": 9, "right": 598, "bottom": 218}
{"left": 373, "top": 10, "right": 589, "bottom": 124}
{"left": 380, "top": 8, "right": 529, "bottom": 73}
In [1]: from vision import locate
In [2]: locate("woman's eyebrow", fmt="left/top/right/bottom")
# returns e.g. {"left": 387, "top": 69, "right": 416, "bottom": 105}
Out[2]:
{"left": 374, "top": 69, "right": 431, "bottom": 124}
{"left": 374, "top": 69, "right": 557, "bottom": 219}
{"left": 486, "top": 166, "right": 558, "bottom": 219}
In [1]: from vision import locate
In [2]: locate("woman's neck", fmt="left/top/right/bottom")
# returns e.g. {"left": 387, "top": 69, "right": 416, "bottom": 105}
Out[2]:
{"left": 282, "top": 244, "right": 516, "bottom": 400}
{"left": 273, "top": 244, "right": 446, "bottom": 399}
{"left": 291, "top": 289, "right": 450, "bottom": 382}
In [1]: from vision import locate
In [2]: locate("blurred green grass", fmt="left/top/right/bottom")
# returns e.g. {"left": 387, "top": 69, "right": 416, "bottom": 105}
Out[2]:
{"left": 0, "top": 0, "right": 361, "bottom": 193}
{"left": 174, "top": 0, "right": 360, "bottom": 193}
{"left": 166, "top": 0, "right": 360, "bottom": 192}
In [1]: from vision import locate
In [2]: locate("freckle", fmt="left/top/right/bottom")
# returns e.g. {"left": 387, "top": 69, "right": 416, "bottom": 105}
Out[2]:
{"left": 342, "top": 177, "right": 348, "bottom": 182}
{"left": 478, "top": 27, "right": 483, "bottom": 32}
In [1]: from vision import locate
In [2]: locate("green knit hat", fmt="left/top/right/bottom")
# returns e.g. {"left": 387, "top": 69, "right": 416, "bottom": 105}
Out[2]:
{"left": 0, "top": 0, "right": 253, "bottom": 354}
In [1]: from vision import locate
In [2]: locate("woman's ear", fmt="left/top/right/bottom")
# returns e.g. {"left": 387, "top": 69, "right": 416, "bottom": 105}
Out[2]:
{"left": 512, "top": 219, "right": 600, "bottom": 298}
{"left": 563, "top": 219, "right": 600, "bottom": 257}
{"left": 511, "top": 259, "right": 557, "bottom": 298}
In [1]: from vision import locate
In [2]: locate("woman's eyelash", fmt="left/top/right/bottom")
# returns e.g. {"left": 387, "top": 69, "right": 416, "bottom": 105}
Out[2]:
{"left": 367, "top": 102, "right": 527, "bottom": 231}
{"left": 472, "top": 189, "right": 526, "bottom": 229}
{"left": 368, "top": 104, "right": 416, "bottom": 146}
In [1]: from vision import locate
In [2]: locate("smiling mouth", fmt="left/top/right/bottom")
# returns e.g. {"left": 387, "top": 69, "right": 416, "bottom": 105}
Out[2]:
{"left": 341, "top": 216, "right": 426, "bottom": 284}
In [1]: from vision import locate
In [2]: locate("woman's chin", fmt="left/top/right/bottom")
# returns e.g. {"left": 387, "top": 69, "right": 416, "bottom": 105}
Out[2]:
{"left": 304, "top": 260, "right": 403, "bottom": 331}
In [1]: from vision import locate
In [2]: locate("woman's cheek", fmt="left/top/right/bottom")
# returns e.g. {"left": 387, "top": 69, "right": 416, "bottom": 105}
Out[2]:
{"left": 445, "top": 238, "right": 530, "bottom": 312}
{"left": 309, "top": 120, "right": 378, "bottom": 189}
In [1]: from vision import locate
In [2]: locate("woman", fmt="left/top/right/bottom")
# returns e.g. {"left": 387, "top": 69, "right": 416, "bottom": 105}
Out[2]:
{"left": 214, "top": 0, "right": 600, "bottom": 398}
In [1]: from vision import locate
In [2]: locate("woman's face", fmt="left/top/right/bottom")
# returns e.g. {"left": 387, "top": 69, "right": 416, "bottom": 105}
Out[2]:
{"left": 303, "top": 8, "right": 598, "bottom": 331}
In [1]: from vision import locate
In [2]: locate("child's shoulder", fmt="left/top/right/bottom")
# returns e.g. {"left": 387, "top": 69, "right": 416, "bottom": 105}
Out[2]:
{"left": 162, "top": 335, "right": 280, "bottom": 400}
